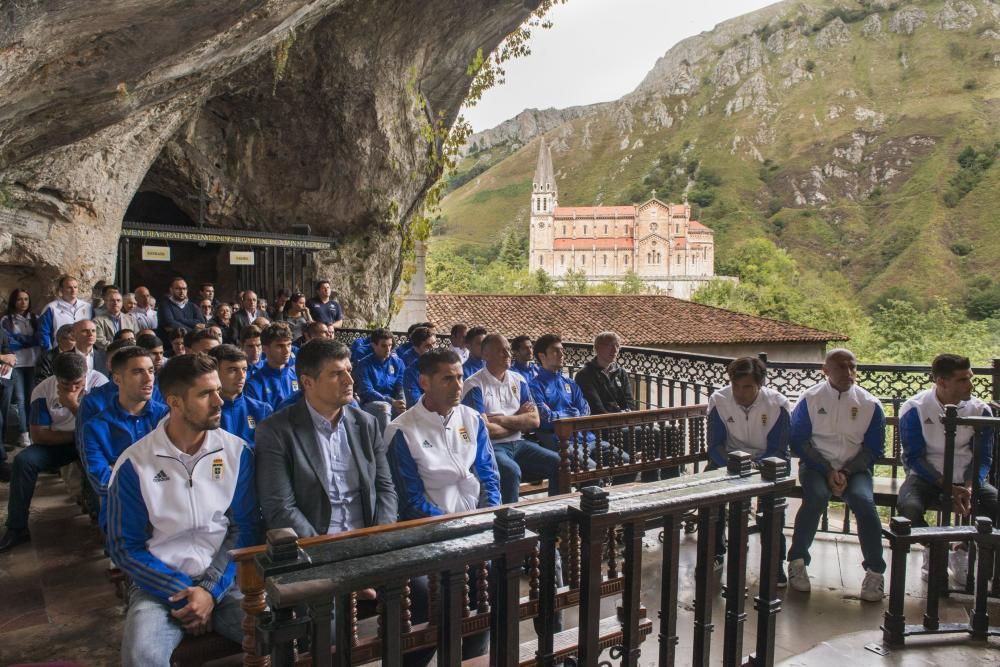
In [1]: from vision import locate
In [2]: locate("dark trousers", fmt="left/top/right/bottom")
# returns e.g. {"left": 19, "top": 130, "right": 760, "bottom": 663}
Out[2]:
{"left": 0, "top": 378, "right": 11, "bottom": 455}
{"left": 5, "top": 443, "right": 78, "bottom": 530}
{"left": 896, "top": 474, "right": 999, "bottom": 527}
{"left": 493, "top": 439, "right": 561, "bottom": 503}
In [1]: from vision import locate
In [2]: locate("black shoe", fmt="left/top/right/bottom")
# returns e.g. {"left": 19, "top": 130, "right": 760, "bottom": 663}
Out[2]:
{"left": 0, "top": 462, "right": 10, "bottom": 483}
{"left": 0, "top": 528, "right": 30, "bottom": 553}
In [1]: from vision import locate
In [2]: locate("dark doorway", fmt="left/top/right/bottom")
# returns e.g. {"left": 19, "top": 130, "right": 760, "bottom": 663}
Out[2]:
{"left": 125, "top": 191, "right": 195, "bottom": 227}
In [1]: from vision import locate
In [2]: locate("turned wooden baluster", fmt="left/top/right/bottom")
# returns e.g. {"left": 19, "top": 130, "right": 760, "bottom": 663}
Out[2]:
{"left": 350, "top": 592, "right": 359, "bottom": 646}
{"left": 606, "top": 525, "right": 619, "bottom": 579}
{"left": 402, "top": 580, "right": 413, "bottom": 634}
{"left": 528, "top": 545, "right": 541, "bottom": 601}
{"left": 476, "top": 561, "right": 490, "bottom": 614}
{"left": 237, "top": 558, "right": 271, "bottom": 667}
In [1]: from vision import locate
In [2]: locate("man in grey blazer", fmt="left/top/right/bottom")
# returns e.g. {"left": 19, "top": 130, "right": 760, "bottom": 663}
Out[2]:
{"left": 255, "top": 338, "right": 397, "bottom": 536}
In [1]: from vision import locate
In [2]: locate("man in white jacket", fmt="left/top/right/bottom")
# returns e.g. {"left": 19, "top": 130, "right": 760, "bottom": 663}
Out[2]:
{"left": 787, "top": 348, "right": 886, "bottom": 602}
{"left": 106, "top": 353, "right": 258, "bottom": 666}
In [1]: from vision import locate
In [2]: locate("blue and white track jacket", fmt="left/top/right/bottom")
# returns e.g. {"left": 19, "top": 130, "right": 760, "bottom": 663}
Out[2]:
{"left": 38, "top": 298, "right": 92, "bottom": 349}
{"left": 355, "top": 353, "right": 404, "bottom": 404}
{"left": 790, "top": 381, "right": 885, "bottom": 473}
{"left": 221, "top": 393, "right": 273, "bottom": 445}
{"left": 900, "top": 388, "right": 992, "bottom": 485}
{"left": 529, "top": 367, "right": 595, "bottom": 443}
{"left": 707, "top": 385, "right": 791, "bottom": 467}
{"left": 386, "top": 401, "right": 500, "bottom": 519}
{"left": 106, "top": 420, "right": 258, "bottom": 605}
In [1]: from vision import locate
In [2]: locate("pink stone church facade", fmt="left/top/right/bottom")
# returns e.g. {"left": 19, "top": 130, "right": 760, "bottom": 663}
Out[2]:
{"left": 528, "top": 138, "right": 720, "bottom": 298}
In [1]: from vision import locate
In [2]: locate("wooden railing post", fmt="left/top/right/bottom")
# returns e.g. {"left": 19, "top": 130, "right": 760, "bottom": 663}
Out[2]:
{"left": 535, "top": 524, "right": 560, "bottom": 666}
{"left": 881, "top": 516, "right": 911, "bottom": 646}
{"left": 723, "top": 452, "right": 753, "bottom": 666}
{"left": 751, "top": 457, "right": 789, "bottom": 667}
{"left": 692, "top": 504, "right": 718, "bottom": 666}
{"left": 941, "top": 405, "right": 959, "bottom": 527}
{"left": 237, "top": 557, "right": 270, "bottom": 667}
{"left": 491, "top": 507, "right": 527, "bottom": 667}
{"left": 255, "top": 528, "right": 312, "bottom": 667}
{"left": 621, "top": 519, "right": 645, "bottom": 667}
{"left": 971, "top": 517, "right": 994, "bottom": 640}
{"left": 657, "top": 513, "right": 681, "bottom": 667}
{"left": 576, "top": 485, "right": 609, "bottom": 666}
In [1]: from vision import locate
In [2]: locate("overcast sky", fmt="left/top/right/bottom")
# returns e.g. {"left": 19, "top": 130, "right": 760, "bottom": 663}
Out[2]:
{"left": 464, "top": 0, "right": 780, "bottom": 132}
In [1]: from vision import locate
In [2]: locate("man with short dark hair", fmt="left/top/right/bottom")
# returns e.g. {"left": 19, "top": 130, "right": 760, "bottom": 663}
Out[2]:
{"left": 38, "top": 275, "right": 92, "bottom": 349}
{"left": 529, "top": 334, "right": 630, "bottom": 478}
{"left": 386, "top": 347, "right": 498, "bottom": 660}
{"left": 396, "top": 322, "right": 434, "bottom": 363}
{"left": 707, "top": 356, "right": 791, "bottom": 581}
{"left": 81, "top": 347, "right": 167, "bottom": 531}
{"left": 244, "top": 323, "right": 297, "bottom": 408}
{"left": 306, "top": 280, "right": 344, "bottom": 328}
{"left": 350, "top": 331, "right": 373, "bottom": 365}
{"left": 449, "top": 323, "right": 469, "bottom": 363}
{"left": 296, "top": 320, "right": 331, "bottom": 348}
{"left": 510, "top": 335, "right": 538, "bottom": 382}
{"left": 898, "top": 352, "right": 997, "bottom": 585}
{"left": 185, "top": 327, "right": 221, "bottom": 355}
{"left": 114, "top": 329, "right": 137, "bottom": 346}
{"left": 462, "top": 334, "right": 558, "bottom": 503}
{"left": 354, "top": 328, "right": 405, "bottom": 431}
{"left": 158, "top": 277, "right": 205, "bottom": 339}
{"left": 788, "top": 348, "right": 886, "bottom": 601}
{"left": 94, "top": 289, "right": 139, "bottom": 351}
{"left": 198, "top": 283, "right": 219, "bottom": 310}
{"left": 34, "top": 323, "right": 76, "bottom": 387}
{"left": 209, "top": 345, "right": 272, "bottom": 445}
{"left": 402, "top": 327, "right": 437, "bottom": 408}
{"left": 0, "top": 352, "right": 108, "bottom": 552}
{"left": 462, "top": 326, "right": 488, "bottom": 379}
{"left": 107, "top": 353, "right": 257, "bottom": 665}
{"left": 240, "top": 325, "right": 265, "bottom": 372}
{"left": 136, "top": 333, "right": 167, "bottom": 374}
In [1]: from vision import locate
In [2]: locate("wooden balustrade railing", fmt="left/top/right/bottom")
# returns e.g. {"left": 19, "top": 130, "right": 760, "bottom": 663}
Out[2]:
{"left": 231, "top": 452, "right": 795, "bottom": 667}
{"left": 551, "top": 405, "right": 709, "bottom": 493}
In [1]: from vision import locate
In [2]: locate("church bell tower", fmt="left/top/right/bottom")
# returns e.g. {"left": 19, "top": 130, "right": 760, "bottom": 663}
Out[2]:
{"left": 529, "top": 136, "right": 557, "bottom": 273}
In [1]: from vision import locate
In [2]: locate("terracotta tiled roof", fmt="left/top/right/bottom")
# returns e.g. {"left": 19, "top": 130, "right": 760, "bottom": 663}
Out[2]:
{"left": 426, "top": 294, "right": 848, "bottom": 346}
{"left": 688, "top": 220, "right": 712, "bottom": 232}
{"left": 553, "top": 206, "right": 636, "bottom": 218}
{"left": 553, "top": 238, "right": 634, "bottom": 250}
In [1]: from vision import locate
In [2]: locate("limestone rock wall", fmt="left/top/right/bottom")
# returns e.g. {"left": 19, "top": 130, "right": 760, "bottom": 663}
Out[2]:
{"left": 0, "top": 0, "right": 537, "bottom": 320}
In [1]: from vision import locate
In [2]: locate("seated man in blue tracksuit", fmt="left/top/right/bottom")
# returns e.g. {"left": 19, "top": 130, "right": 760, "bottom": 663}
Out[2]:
{"left": 386, "top": 347, "right": 500, "bottom": 661}
{"left": 788, "top": 348, "right": 886, "bottom": 602}
{"left": 511, "top": 335, "right": 539, "bottom": 383}
{"left": 354, "top": 328, "right": 405, "bottom": 432}
{"left": 396, "top": 321, "right": 428, "bottom": 366}
{"left": 240, "top": 325, "right": 266, "bottom": 374}
{"left": 209, "top": 344, "right": 273, "bottom": 445}
{"left": 350, "top": 334, "right": 373, "bottom": 365}
{"left": 106, "top": 353, "right": 258, "bottom": 666}
{"left": 402, "top": 326, "right": 437, "bottom": 408}
{"left": 528, "top": 334, "right": 630, "bottom": 482}
{"left": 81, "top": 346, "right": 167, "bottom": 532}
{"left": 898, "top": 353, "right": 997, "bottom": 585}
{"left": 244, "top": 323, "right": 297, "bottom": 409}
{"left": 461, "top": 326, "right": 487, "bottom": 379}
{"left": 707, "top": 356, "right": 790, "bottom": 581}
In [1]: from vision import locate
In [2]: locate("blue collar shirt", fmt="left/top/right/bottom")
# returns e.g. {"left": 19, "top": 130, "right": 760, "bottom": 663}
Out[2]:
{"left": 305, "top": 400, "right": 363, "bottom": 534}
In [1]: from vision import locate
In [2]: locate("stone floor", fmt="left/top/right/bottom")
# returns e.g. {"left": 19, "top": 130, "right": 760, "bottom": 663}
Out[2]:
{"left": 1, "top": 470, "right": 999, "bottom": 666}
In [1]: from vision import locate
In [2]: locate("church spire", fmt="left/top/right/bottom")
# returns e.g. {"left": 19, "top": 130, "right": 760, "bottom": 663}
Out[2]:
{"left": 533, "top": 136, "right": 556, "bottom": 191}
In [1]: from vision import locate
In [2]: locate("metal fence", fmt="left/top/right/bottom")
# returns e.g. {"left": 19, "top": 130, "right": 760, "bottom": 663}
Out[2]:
{"left": 335, "top": 328, "right": 1000, "bottom": 415}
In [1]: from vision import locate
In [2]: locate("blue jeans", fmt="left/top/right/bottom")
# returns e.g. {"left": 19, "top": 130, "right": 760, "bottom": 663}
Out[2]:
{"left": 121, "top": 585, "right": 244, "bottom": 667}
{"left": 493, "top": 439, "right": 561, "bottom": 503}
{"left": 362, "top": 401, "right": 400, "bottom": 434}
{"left": 5, "top": 443, "right": 78, "bottom": 530}
{"left": 9, "top": 367, "right": 34, "bottom": 434}
{"left": 788, "top": 465, "right": 886, "bottom": 574}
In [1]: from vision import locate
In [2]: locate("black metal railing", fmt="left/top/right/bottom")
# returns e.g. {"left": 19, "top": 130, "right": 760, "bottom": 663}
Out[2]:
{"left": 232, "top": 455, "right": 794, "bottom": 666}
{"left": 335, "top": 328, "right": 1000, "bottom": 411}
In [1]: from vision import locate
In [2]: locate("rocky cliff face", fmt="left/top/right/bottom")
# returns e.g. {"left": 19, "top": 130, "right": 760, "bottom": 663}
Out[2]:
{"left": 0, "top": 0, "right": 537, "bottom": 321}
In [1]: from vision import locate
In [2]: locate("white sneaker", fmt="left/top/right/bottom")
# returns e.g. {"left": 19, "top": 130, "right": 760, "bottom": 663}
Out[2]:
{"left": 950, "top": 548, "right": 970, "bottom": 589}
{"left": 787, "top": 558, "right": 810, "bottom": 593}
{"left": 860, "top": 570, "right": 884, "bottom": 602}
{"left": 19, "top": 432, "right": 30, "bottom": 447}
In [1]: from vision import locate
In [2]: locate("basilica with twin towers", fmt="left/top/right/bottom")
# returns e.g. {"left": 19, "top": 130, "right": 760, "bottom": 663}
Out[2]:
{"left": 528, "top": 138, "right": 719, "bottom": 299}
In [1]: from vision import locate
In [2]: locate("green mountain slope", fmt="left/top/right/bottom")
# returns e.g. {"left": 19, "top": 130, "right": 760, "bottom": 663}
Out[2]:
{"left": 436, "top": 0, "right": 1000, "bottom": 309}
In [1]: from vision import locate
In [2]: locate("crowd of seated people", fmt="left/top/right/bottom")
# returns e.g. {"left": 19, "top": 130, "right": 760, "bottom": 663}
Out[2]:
{"left": 0, "top": 272, "right": 994, "bottom": 664}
